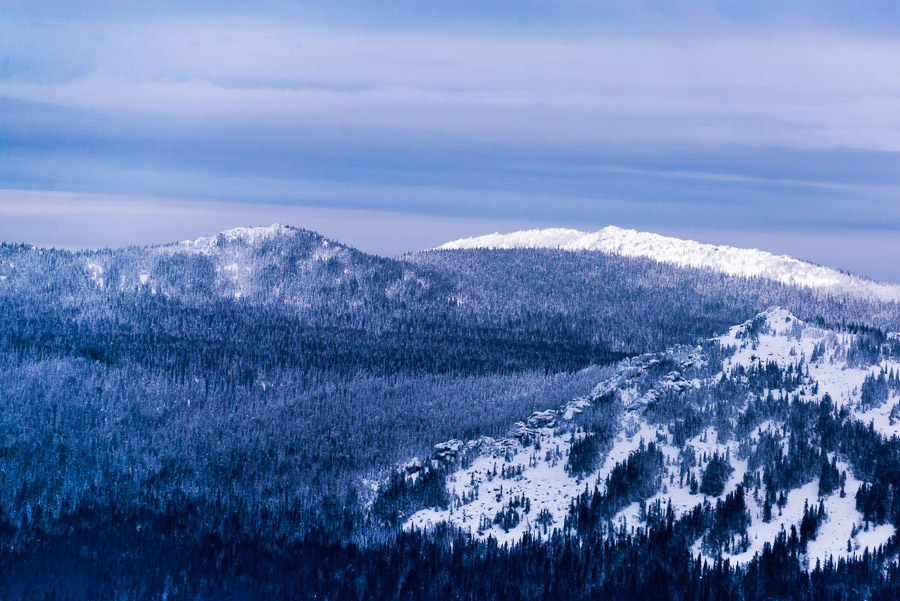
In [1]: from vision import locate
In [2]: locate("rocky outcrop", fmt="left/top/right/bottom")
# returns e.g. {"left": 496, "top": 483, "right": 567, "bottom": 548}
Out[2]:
{"left": 401, "top": 343, "right": 703, "bottom": 478}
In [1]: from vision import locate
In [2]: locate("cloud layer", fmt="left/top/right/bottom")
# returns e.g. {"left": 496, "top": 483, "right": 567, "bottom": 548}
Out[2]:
{"left": 2, "top": 2, "right": 900, "bottom": 279}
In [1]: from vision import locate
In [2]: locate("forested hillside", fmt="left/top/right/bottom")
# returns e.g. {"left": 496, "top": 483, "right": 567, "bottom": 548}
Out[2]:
{"left": 411, "top": 248, "right": 900, "bottom": 353}
{"left": 2, "top": 225, "right": 900, "bottom": 599}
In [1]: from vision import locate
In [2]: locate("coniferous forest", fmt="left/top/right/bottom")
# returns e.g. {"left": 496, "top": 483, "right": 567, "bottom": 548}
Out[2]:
{"left": 2, "top": 227, "right": 900, "bottom": 599}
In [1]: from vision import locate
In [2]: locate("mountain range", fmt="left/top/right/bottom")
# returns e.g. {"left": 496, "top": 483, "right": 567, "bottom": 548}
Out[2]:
{"left": 1, "top": 223, "right": 900, "bottom": 600}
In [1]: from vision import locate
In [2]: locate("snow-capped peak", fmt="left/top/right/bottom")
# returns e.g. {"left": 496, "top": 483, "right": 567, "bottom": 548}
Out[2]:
{"left": 437, "top": 226, "right": 900, "bottom": 301}
{"left": 180, "top": 224, "right": 297, "bottom": 249}
{"left": 731, "top": 306, "right": 802, "bottom": 337}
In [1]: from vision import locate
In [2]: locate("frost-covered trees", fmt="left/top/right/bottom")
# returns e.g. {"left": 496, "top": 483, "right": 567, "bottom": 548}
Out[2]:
{"left": 703, "top": 485, "right": 751, "bottom": 555}
{"left": 567, "top": 441, "right": 665, "bottom": 534}
{"left": 4, "top": 232, "right": 900, "bottom": 597}
{"left": 700, "top": 452, "right": 734, "bottom": 497}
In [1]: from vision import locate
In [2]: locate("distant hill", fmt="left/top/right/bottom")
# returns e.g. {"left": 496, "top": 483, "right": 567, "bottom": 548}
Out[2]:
{"left": 439, "top": 226, "right": 900, "bottom": 302}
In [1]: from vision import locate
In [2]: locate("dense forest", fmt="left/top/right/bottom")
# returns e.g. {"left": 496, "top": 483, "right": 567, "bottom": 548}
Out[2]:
{"left": 2, "top": 227, "right": 900, "bottom": 599}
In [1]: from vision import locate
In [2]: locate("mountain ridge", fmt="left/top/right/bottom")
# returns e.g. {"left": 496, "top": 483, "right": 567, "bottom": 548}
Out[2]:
{"left": 175, "top": 223, "right": 317, "bottom": 250}
{"left": 402, "top": 305, "right": 900, "bottom": 565}
{"left": 437, "top": 226, "right": 900, "bottom": 301}
{"left": 9, "top": 222, "right": 898, "bottom": 303}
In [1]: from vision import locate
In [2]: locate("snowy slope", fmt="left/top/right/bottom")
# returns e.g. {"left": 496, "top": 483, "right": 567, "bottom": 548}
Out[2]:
{"left": 403, "top": 307, "right": 900, "bottom": 567}
{"left": 437, "top": 227, "right": 900, "bottom": 301}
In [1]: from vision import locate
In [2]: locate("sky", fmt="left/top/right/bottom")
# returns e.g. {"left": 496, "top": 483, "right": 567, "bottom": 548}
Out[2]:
{"left": 1, "top": 1, "right": 900, "bottom": 281}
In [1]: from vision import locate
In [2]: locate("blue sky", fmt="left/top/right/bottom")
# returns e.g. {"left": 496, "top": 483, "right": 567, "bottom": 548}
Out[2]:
{"left": 2, "top": 1, "right": 900, "bottom": 280}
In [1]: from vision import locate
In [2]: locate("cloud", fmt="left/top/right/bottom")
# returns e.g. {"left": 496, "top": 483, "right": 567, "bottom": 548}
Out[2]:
{"left": 4, "top": 19, "right": 900, "bottom": 152}
{"left": 2, "top": 3, "right": 900, "bottom": 281}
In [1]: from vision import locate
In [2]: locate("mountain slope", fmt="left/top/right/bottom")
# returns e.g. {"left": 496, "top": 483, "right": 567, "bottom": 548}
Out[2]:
{"left": 438, "top": 226, "right": 900, "bottom": 301}
{"left": 403, "top": 307, "right": 900, "bottom": 567}
{"left": 3, "top": 224, "right": 900, "bottom": 597}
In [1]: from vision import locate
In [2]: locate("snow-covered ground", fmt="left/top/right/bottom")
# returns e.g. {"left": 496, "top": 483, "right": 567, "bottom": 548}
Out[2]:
{"left": 407, "top": 417, "right": 662, "bottom": 545}
{"left": 437, "top": 227, "right": 900, "bottom": 301}
{"left": 404, "top": 307, "right": 899, "bottom": 566}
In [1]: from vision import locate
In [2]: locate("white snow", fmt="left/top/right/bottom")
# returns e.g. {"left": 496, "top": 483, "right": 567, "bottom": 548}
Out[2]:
{"left": 86, "top": 262, "right": 105, "bottom": 289}
{"left": 402, "top": 306, "right": 898, "bottom": 567}
{"left": 406, "top": 420, "right": 662, "bottom": 546}
{"left": 437, "top": 227, "right": 900, "bottom": 301}
{"left": 179, "top": 224, "right": 295, "bottom": 251}
{"left": 855, "top": 397, "right": 900, "bottom": 438}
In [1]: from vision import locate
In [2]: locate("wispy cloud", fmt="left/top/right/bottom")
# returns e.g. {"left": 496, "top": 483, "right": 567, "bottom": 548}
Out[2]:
{"left": 5, "top": 23, "right": 900, "bottom": 151}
